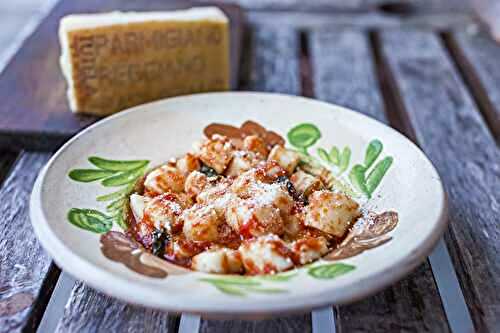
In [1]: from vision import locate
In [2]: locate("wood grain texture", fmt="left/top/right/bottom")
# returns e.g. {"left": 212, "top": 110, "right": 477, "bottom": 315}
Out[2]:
{"left": 380, "top": 29, "right": 500, "bottom": 332}
{"left": 0, "top": 0, "right": 243, "bottom": 151}
{"left": 310, "top": 29, "right": 385, "bottom": 122}
{"left": 200, "top": 26, "right": 310, "bottom": 332}
{"left": 0, "top": 151, "right": 18, "bottom": 186}
{"left": 246, "top": 11, "right": 474, "bottom": 31}
{"left": 55, "top": 281, "right": 178, "bottom": 333}
{"left": 309, "top": 28, "right": 450, "bottom": 333}
{"left": 195, "top": 0, "right": 471, "bottom": 12}
{"left": 0, "top": 152, "right": 54, "bottom": 333}
{"left": 445, "top": 30, "right": 500, "bottom": 141}
{"left": 199, "top": 314, "right": 311, "bottom": 333}
{"left": 242, "top": 26, "right": 301, "bottom": 94}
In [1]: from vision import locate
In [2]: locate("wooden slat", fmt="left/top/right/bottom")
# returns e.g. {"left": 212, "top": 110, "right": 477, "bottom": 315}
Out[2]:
{"left": 380, "top": 29, "right": 500, "bottom": 332}
{"left": 199, "top": 315, "right": 312, "bottom": 333}
{"left": 309, "top": 28, "right": 450, "bottom": 332}
{"left": 445, "top": 30, "right": 500, "bottom": 141}
{"left": 196, "top": 0, "right": 471, "bottom": 12}
{"left": 55, "top": 281, "right": 178, "bottom": 333}
{"left": 200, "top": 26, "right": 310, "bottom": 332}
{"left": 246, "top": 11, "right": 474, "bottom": 31}
{"left": 310, "top": 29, "right": 385, "bottom": 122}
{"left": 242, "top": 26, "right": 301, "bottom": 95}
{"left": 0, "top": 152, "right": 55, "bottom": 333}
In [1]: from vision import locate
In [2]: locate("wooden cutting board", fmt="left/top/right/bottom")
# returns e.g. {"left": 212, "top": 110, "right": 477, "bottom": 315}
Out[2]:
{"left": 0, "top": 0, "right": 244, "bottom": 151}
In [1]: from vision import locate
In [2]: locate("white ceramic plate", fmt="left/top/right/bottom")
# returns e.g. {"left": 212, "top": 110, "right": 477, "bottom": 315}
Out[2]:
{"left": 30, "top": 92, "right": 447, "bottom": 317}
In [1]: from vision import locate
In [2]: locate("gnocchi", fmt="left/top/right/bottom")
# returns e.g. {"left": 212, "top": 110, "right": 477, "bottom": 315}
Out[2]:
{"left": 191, "top": 248, "right": 243, "bottom": 274}
{"left": 239, "top": 235, "right": 294, "bottom": 274}
{"left": 126, "top": 124, "right": 373, "bottom": 276}
{"left": 305, "top": 191, "right": 360, "bottom": 237}
{"left": 197, "top": 134, "right": 234, "bottom": 174}
{"left": 144, "top": 165, "right": 185, "bottom": 195}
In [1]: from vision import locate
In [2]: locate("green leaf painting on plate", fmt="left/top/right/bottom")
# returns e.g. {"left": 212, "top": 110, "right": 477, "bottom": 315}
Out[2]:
{"left": 287, "top": 123, "right": 321, "bottom": 155}
{"left": 88, "top": 156, "right": 149, "bottom": 171}
{"left": 318, "top": 145, "right": 351, "bottom": 175}
{"left": 68, "top": 169, "right": 115, "bottom": 182}
{"left": 199, "top": 271, "right": 296, "bottom": 296}
{"left": 349, "top": 140, "right": 393, "bottom": 198}
{"left": 67, "top": 157, "right": 150, "bottom": 233}
{"left": 287, "top": 123, "right": 394, "bottom": 198}
{"left": 200, "top": 263, "right": 355, "bottom": 296}
{"left": 308, "top": 263, "right": 355, "bottom": 279}
{"left": 67, "top": 208, "right": 112, "bottom": 233}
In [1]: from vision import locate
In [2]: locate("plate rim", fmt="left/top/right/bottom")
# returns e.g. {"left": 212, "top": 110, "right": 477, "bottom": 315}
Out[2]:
{"left": 29, "top": 91, "right": 449, "bottom": 315}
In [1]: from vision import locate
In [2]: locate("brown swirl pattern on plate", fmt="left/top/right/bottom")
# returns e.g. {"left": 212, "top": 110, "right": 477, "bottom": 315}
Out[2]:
{"left": 100, "top": 231, "right": 189, "bottom": 278}
{"left": 325, "top": 211, "right": 398, "bottom": 260}
{"left": 204, "top": 120, "right": 285, "bottom": 148}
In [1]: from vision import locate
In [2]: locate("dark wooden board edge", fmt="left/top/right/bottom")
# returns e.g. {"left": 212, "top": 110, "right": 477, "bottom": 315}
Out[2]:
{"left": 0, "top": 0, "right": 244, "bottom": 152}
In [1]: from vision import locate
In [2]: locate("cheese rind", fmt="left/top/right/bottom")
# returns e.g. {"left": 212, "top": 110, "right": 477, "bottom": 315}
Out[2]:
{"left": 59, "top": 7, "right": 230, "bottom": 115}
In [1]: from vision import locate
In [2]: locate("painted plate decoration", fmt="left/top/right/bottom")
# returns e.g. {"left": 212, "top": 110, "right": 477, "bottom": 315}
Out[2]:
{"left": 30, "top": 92, "right": 447, "bottom": 317}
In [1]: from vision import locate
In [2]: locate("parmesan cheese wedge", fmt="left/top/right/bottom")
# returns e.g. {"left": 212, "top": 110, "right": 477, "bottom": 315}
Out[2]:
{"left": 59, "top": 7, "right": 230, "bottom": 116}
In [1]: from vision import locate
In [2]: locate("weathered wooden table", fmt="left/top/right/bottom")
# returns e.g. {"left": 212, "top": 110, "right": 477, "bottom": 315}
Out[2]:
{"left": 1, "top": 0, "right": 499, "bottom": 332}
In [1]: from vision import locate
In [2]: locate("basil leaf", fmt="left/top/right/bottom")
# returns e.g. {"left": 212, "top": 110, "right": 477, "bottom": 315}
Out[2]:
{"left": 88, "top": 156, "right": 149, "bottom": 172}
{"left": 152, "top": 228, "right": 169, "bottom": 257}
{"left": 308, "top": 263, "right": 355, "bottom": 279}
{"left": 364, "top": 140, "right": 383, "bottom": 169}
{"left": 68, "top": 169, "right": 115, "bottom": 182}
{"left": 67, "top": 208, "right": 112, "bottom": 233}
{"left": 287, "top": 123, "right": 321, "bottom": 149}
{"left": 200, "top": 164, "right": 218, "bottom": 177}
{"left": 366, "top": 156, "right": 393, "bottom": 195}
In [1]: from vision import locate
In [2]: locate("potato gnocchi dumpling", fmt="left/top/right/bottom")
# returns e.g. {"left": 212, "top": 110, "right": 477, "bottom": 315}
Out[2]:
{"left": 184, "top": 170, "right": 208, "bottom": 198}
{"left": 144, "top": 165, "right": 185, "bottom": 195}
{"left": 243, "top": 135, "right": 269, "bottom": 158}
{"left": 127, "top": 130, "right": 365, "bottom": 275}
{"left": 305, "top": 191, "right": 360, "bottom": 237}
{"left": 225, "top": 199, "right": 284, "bottom": 238}
{"left": 290, "top": 170, "right": 324, "bottom": 197}
{"left": 176, "top": 153, "right": 201, "bottom": 176}
{"left": 182, "top": 204, "right": 221, "bottom": 242}
{"left": 239, "top": 235, "right": 294, "bottom": 274}
{"left": 267, "top": 145, "right": 300, "bottom": 175}
{"left": 225, "top": 151, "right": 259, "bottom": 177}
{"left": 197, "top": 134, "right": 234, "bottom": 174}
{"left": 191, "top": 248, "right": 243, "bottom": 274}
